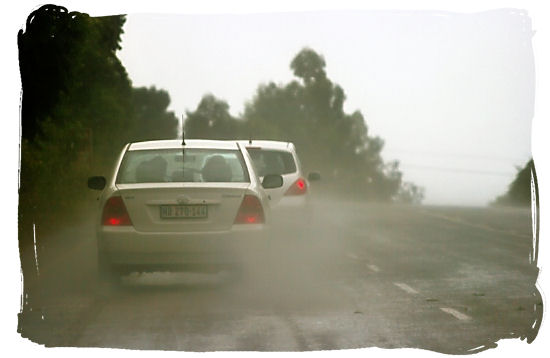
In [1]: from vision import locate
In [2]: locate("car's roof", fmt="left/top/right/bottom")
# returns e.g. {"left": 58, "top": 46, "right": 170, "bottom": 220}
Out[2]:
{"left": 237, "top": 140, "right": 295, "bottom": 151}
{"left": 128, "top": 139, "right": 240, "bottom": 151}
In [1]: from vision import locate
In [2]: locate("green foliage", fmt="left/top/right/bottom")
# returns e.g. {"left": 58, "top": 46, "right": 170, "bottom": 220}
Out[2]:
{"left": 185, "top": 94, "right": 243, "bottom": 140}
{"left": 18, "top": 5, "right": 179, "bottom": 233}
{"left": 269, "top": 48, "right": 409, "bottom": 200}
{"left": 290, "top": 48, "right": 327, "bottom": 84}
{"left": 20, "top": 118, "right": 90, "bottom": 218}
{"left": 130, "top": 86, "right": 179, "bottom": 142}
{"left": 396, "top": 182, "right": 426, "bottom": 205}
{"left": 492, "top": 159, "right": 535, "bottom": 207}
{"left": 18, "top": 6, "right": 87, "bottom": 140}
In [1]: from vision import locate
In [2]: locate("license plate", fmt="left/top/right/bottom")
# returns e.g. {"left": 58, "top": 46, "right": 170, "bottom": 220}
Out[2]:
{"left": 160, "top": 205, "right": 208, "bottom": 219}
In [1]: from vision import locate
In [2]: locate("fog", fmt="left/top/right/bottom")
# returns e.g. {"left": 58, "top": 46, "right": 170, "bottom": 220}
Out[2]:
{"left": 31, "top": 200, "right": 357, "bottom": 311}
{"left": 119, "top": 9, "right": 534, "bottom": 206}
{"left": 18, "top": 197, "right": 540, "bottom": 352}
{"left": 115, "top": 206, "right": 354, "bottom": 311}
{"left": 13, "top": 3, "right": 543, "bottom": 355}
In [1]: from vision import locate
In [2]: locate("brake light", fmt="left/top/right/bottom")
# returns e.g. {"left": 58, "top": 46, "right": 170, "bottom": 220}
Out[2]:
{"left": 102, "top": 196, "right": 132, "bottom": 226}
{"left": 284, "top": 178, "right": 307, "bottom": 196}
{"left": 234, "top": 195, "right": 265, "bottom": 224}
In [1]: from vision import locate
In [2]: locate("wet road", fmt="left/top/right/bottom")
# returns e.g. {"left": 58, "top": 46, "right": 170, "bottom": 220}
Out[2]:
{"left": 17, "top": 200, "right": 542, "bottom": 354}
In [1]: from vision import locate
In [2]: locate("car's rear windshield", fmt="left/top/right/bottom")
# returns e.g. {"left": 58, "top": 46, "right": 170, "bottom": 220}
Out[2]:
{"left": 246, "top": 148, "right": 297, "bottom": 176}
{"left": 116, "top": 149, "right": 250, "bottom": 184}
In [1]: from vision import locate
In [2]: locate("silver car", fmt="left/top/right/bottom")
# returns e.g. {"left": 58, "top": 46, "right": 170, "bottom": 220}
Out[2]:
{"left": 87, "top": 139, "right": 282, "bottom": 285}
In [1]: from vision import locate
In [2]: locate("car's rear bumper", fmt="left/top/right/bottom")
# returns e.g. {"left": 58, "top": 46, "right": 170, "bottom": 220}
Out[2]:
{"left": 270, "top": 195, "right": 313, "bottom": 225}
{"left": 273, "top": 195, "right": 309, "bottom": 208}
{"left": 98, "top": 224, "right": 266, "bottom": 268}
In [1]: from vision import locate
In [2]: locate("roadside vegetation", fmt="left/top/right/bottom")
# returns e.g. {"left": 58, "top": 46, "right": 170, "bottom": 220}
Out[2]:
{"left": 185, "top": 48, "right": 425, "bottom": 203}
{"left": 492, "top": 159, "right": 536, "bottom": 207}
{"left": 18, "top": 6, "right": 178, "bottom": 234}
{"left": 17, "top": 6, "right": 179, "bottom": 308}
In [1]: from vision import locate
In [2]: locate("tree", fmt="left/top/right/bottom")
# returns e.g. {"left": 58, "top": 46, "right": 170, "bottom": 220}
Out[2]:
{"left": 18, "top": 6, "right": 180, "bottom": 231}
{"left": 396, "top": 182, "right": 426, "bottom": 204}
{"left": 18, "top": 6, "right": 131, "bottom": 147}
{"left": 290, "top": 48, "right": 327, "bottom": 84}
{"left": 18, "top": 4, "right": 122, "bottom": 316}
{"left": 130, "top": 86, "right": 179, "bottom": 142}
{"left": 18, "top": 5, "right": 86, "bottom": 140}
{"left": 184, "top": 94, "right": 242, "bottom": 139}
{"left": 492, "top": 159, "right": 536, "bottom": 207}
{"left": 18, "top": 5, "right": 133, "bottom": 227}
{"left": 17, "top": 5, "right": 180, "bottom": 316}
{"left": 242, "top": 47, "right": 403, "bottom": 200}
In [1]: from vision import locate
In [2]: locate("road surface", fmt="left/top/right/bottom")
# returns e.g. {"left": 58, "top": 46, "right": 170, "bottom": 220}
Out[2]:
{"left": 17, "top": 200, "right": 542, "bottom": 354}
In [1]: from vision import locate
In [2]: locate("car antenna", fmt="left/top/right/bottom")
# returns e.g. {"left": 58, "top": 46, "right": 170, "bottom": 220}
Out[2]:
{"left": 181, "top": 116, "right": 185, "bottom": 180}
{"left": 181, "top": 115, "right": 186, "bottom": 146}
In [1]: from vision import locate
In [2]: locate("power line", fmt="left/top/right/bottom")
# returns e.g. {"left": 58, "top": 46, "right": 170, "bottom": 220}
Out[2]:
{"left": 399, "top": 164, "right": 515, "bottom": 177}
{"left": 384, "top": 148, "right": 529, "bottom": 163}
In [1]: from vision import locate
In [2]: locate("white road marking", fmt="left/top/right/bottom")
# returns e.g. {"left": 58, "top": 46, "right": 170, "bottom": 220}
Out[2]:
{"left": 346, "top": 252, "right": 359, "bottom": 260}
{"left": 393, "top": 282, "right": 418, "bottom": 294}
{"left": 440, "top": 307, "right": 471, "bottom": 321}
{"left": 33, "top": 223, "right": 40, "bottom": 276}
{"left": 367, "top": 264, "right": 380, "bottom": 272}
{"left": 467, "top": 345, "right": 486, "bottom": 352}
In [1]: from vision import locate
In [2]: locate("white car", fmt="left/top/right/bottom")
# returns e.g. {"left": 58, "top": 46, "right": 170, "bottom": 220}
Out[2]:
{"left": 238, "top": 140, "right": 320, "bottom": 215}
{"left": 87, "top": 139, "right": 283, "bottom": 285}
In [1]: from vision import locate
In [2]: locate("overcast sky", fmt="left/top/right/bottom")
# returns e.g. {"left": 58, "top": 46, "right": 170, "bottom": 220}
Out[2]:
{"left": 118, "top": 9, "right": 534, "bottom": 206}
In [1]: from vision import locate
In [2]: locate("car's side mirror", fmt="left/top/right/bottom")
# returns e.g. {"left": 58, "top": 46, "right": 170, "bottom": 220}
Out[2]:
{"left": 307, "top": 171, "right": 321, "bottom": 182}
{"left": 88, "top": 176, "right": 106, "bottom": 190}
{"left": 262, "top": 174, "right": 283, "bottom": 189}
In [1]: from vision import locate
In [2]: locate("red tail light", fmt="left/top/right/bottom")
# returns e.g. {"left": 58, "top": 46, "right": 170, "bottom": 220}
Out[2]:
{"left": 234, "top": 195, "right": 265, "bottom": 224}
{"left": 102, "top": 196, "right": 132, "bottom": 226}
{"left": 284, "top": 178, "right": 307, "bottom": 196}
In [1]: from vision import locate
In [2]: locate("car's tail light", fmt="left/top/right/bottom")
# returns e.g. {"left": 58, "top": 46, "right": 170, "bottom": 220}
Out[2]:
{"left": 234, "top": 195, "right": 265, "bottom": 224}
{"left": 284, "top": 178, "right": 307, "bottom": 196}
{"left": 102, "top": 196, "right": 132, "bottom": 226}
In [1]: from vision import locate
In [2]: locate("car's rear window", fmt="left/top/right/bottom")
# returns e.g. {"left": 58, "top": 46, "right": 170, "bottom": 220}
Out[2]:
{"left": 246, "top": 148, "right": 297, "bottom": 176}
{"left": 116, "top": 149, "right": 250, "bottom": 183}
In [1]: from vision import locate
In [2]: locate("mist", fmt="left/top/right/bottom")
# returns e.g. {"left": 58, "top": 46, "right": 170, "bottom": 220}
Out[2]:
{"left": 15, "top": 4, "right": 541, "bottom": 355}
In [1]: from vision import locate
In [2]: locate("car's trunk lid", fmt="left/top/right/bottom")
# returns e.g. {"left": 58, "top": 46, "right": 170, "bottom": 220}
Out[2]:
{"left": 115, "top": 183, "right": 249, "bottom": 232}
